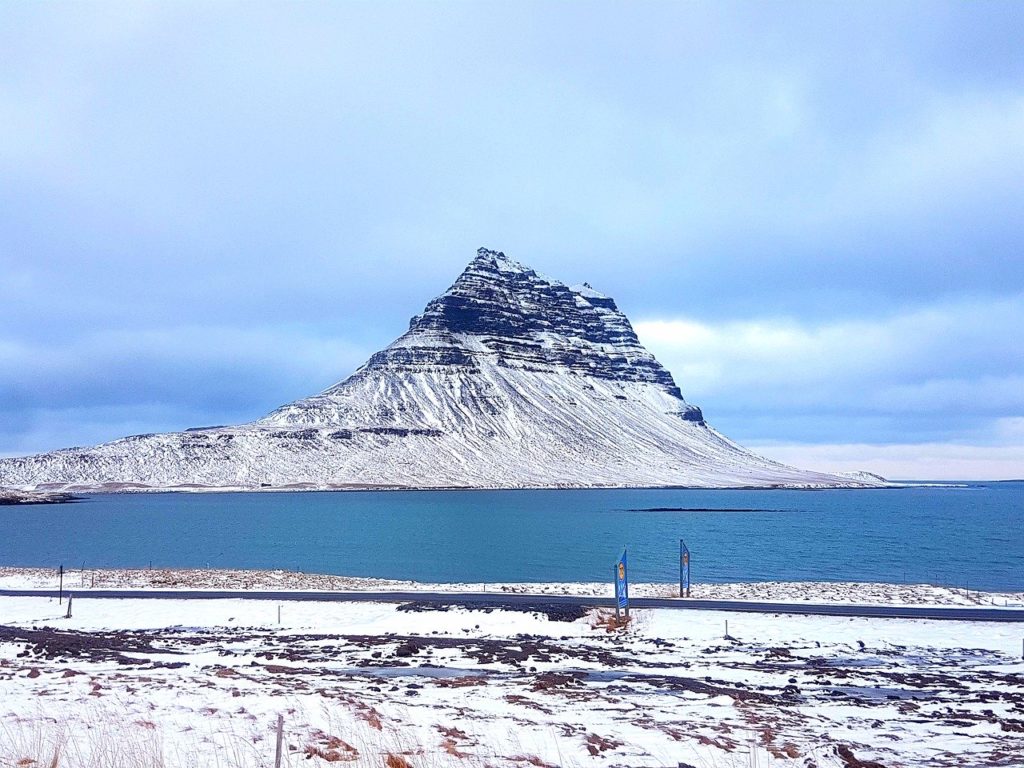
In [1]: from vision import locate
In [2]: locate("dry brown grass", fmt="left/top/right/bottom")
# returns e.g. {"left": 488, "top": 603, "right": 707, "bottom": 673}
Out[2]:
{"left": 586, "top": 607, "right": 632, "bottom": 632}
{"left": 304, "top": 729, "right": 360, "bottom": 762}
{"left": 506, "top": 756, "right": 557, "bottom": 768}
{"left": 1, "top": 715, "right": 579, "bottom": 768}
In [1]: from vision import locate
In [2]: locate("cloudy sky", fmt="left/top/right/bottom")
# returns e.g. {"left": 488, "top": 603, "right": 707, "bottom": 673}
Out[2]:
{"left": 2, "top": 1, "right": 1022, "bottom": 479}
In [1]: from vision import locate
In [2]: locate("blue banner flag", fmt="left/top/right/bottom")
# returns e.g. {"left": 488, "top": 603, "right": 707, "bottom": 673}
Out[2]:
{"left": 680, "top": 540, "right": 690, "bottom": 597}
{"left": 615, "top": 549, "right": 629, "bottom": 609}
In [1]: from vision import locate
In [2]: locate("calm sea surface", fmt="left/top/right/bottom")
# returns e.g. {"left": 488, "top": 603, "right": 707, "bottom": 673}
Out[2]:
{"left": 2, "top": 483, "right": 1021, "bottom": 591}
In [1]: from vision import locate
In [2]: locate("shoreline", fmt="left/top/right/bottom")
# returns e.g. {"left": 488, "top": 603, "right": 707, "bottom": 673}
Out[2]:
{"left": 0, "top": 488, "right": 84, "bottom": 505}
{"left": 2, "top": 566, "right": 1020, "bottom": 607}
{"left": 9, "top": 481, "right": 920, "bottom": 495}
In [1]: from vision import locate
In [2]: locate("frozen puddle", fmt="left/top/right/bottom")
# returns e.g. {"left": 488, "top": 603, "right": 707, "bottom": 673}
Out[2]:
{"left": 339, "top": 665, "right": 487, "bottom": 679}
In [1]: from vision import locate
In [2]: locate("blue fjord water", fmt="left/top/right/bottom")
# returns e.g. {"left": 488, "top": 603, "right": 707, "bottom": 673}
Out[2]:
{"left": 2, "top": 483, "right": 1021, "bottom": 591}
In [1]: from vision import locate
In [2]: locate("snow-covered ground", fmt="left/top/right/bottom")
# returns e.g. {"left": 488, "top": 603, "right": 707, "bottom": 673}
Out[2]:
{"left": 2, "top": 567, "right": 1022, "bottom": 607}
{"left": 2, "top": 587, "right": 1023, "bottom": 768}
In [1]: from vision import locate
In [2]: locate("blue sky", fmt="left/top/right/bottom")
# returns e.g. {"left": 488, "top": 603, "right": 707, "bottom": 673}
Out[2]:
{"left": 2, "top": 1, "right": 1022, "bottom": 479}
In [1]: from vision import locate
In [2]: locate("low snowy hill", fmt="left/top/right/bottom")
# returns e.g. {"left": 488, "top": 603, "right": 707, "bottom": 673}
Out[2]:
{"left": 0, "top": 249, "right": 877, "bottom": 490}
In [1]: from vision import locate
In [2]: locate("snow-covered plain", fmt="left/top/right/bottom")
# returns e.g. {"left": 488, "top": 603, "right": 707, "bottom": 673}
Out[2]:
{"left": 2, "top": 587, "right": 1023, "bottom": 768}
{"left": 0, "top": 250, "right": 877, "bottom": 491}
{"left": 2, "top": 567, "right": 1023, "bottom": 608}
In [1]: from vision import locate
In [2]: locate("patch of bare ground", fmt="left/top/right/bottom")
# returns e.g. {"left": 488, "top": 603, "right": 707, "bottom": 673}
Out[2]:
{"left": 836, "top": 744, "right": 887, "bottom": 768}
{"left": 502, "top": 693, "right": 553, "bottom": 714}
{"left": 435, "top": 675, "right": 486, "bottom": 688}
{"left": 583, "top": 732, "right": 621, "bottom": 756}
{"left": 529, "top": 671, "right": 585, "bottom": 693}
{"left": 434, "top": 725, "right": 473, "bottom": 759}
{"left": 304, "top": 729, "right": 360, "bottom": 762}
{"left": 0, "top": 625, "right": 185, "bottom": 668}
{"left": 507, "top": 756, "right": 558, "bottom": 768}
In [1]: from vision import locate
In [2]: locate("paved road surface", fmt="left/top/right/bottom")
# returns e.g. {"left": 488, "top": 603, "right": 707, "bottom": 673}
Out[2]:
{"left": 2, "top": 588, "right": 1022, "bottom": 622}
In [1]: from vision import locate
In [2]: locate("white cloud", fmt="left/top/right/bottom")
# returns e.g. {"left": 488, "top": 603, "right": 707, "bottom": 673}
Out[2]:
{"left": 749, "top": 441, "right": 1024, "bottom": 481}
{"left": 635, "top": 294, "right": 1024, "bottom": 412}
{"left": 634, "top": 294, "right": 1024, "bottom": 476}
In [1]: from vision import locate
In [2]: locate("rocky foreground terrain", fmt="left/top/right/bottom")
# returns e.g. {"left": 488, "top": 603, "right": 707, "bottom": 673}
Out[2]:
{"left": 2, "top": 594, "right": 1022, "bottom": 768}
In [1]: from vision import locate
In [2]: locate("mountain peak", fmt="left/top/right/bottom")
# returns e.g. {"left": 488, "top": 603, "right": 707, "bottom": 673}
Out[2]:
{"left": 341, "top": 249, "right": 698, "bottom": 412}
{"left": 475, "top": 246, "right": 505, "bottom": 260}
{"left": 469, "top": 247, "right": 535, "bottom": 277}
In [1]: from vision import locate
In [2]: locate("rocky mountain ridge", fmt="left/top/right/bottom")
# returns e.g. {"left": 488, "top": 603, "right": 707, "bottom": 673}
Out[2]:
{"left": 262, "top": 249, "right": 703, "bottom": 427}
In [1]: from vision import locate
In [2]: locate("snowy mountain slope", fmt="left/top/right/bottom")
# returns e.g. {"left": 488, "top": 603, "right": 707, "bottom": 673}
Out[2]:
{"left": 0, "top": 249, "right": 876, "bottom": 489}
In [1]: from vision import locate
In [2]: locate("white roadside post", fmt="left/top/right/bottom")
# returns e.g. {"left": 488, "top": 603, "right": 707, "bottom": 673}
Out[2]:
{"left": 274, "top": 713, "right": 284, "bottom": 768}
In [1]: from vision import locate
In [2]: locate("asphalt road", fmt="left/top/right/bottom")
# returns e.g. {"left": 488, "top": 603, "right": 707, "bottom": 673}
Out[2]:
{"left": 2, "top": 588, "right": 1023, "bottom": 622}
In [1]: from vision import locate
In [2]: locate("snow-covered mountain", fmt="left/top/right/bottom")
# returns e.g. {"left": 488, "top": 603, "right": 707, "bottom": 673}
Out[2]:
{"left": 0, "top": 249, "right": 877, "bottom": 490}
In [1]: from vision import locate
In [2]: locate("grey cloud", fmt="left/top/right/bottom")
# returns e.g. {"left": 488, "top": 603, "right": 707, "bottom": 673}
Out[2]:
{"left": 0, "top": 326, "right": 370, "bottom": 454}
{"left": 1, "top": 1, "right": 1022, "bottom": 462}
